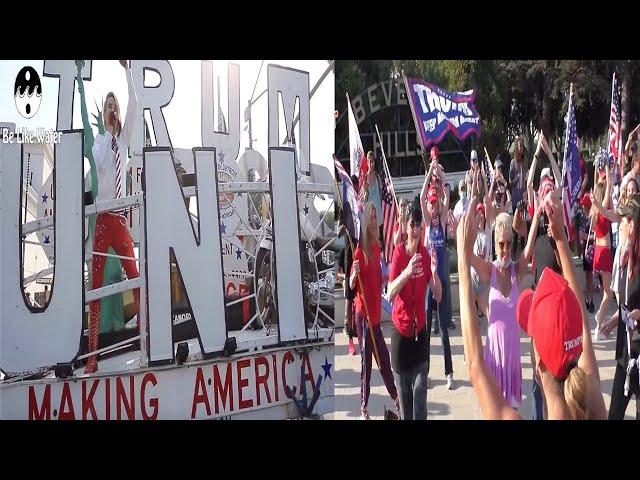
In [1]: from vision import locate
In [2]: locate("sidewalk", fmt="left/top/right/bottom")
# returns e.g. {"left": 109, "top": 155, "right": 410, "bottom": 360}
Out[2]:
{"left": 332, "top": 270, "right": 637, "bottom": 420}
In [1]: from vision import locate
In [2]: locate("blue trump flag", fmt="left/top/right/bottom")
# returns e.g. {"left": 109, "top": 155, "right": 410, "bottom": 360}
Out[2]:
{"left": 404, "top": 76, "right": 482, "bottom": 150}
{"left": 563, "top": 89, "right": 581, "bottom": 206}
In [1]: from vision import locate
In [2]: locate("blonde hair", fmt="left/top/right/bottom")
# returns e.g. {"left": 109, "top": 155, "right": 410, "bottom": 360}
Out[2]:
{"left": 361, "top": 202, "right": 380, "bottom": 265}
{"left": 494, "top": 212, "right": 513, "bottom": 243}
{"left": 563, "top": 365, "right": 588, "bottom": 420}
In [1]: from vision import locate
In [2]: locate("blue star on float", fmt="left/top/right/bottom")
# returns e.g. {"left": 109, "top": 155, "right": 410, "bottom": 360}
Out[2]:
{"left": 218, "top": 150, "right": 225, "bottom": 162}
{"left": 44, "top": 235, "right": 50, "bottom": 244}
{"left": 235, "top": 247, "right": 242, "bottom": 260}
{"left": 41, "top": 193, "right": 48, "bottom": 203}
{"left": 220, "top": 221, "right": 226, "bottom": 234}
{"left": 303, "top": 204, "right": 309, "bottom": 215}
{"left": 321, "top": 356, "right": 332, "bottom": 380}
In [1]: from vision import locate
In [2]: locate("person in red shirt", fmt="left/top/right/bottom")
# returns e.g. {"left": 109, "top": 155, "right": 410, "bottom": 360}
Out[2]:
{"left": 350, "top": 202, "right": 399, "bottom": 420}
{"left": 387, "top": 197, "right": 442, "bottom": 420}
{"left": 590, "top": 162, "right": 614, "bottom": 339}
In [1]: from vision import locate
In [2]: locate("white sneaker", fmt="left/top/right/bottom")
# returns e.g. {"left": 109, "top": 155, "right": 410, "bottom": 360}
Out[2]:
{"left": 447, "top": 373, "right": 454, "bottom": 390}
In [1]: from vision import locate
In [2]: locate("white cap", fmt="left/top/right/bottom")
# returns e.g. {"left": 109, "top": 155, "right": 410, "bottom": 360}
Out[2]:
{"left": 470, "top": 149, "right": 478, "bottom": 161}
{"left": 540, "top": 167, "right": 552, "bottom": 181}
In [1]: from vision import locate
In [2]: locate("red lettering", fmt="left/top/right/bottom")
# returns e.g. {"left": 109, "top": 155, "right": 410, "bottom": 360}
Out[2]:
{"left": 58, "top": 383, "right": 76, "bottom": 420}
{"left": 272, "top": 353, "right": 279, "bottom": 402}
{"left": 237, "top": 358, "right": 253, "bottom": 410}
{"left": 213, "top": 363, "right": 234, "bottom": 414}
{"left": 282, "top": 351, "right": 295, "bottom": 399}
{"left": 301, "top": 352, "right": 315, "bottom": 393}
{"left": 191, "top": 368, "right": 211, "bottom": 418}
{"left": 105, "top": 378, "right": 111, "bottom": 420}
{"left": 140, "top": 373, "right": 158, "bottom": 420}
{"left": 82, "top": 379, "right": 100, "bottom": 420}
{"left": 28, "top": 385, "right": 51, "bottom": 420}
{"left": 116, "top": 376, "right": 135, "bottom": 420}
{"left": 254, "top": 355, "right": 271, "bottom": 406}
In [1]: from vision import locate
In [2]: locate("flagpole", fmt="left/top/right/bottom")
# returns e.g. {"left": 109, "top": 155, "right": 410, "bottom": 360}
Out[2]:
{"left": 375, "top": 124, "right": 399, "bottom": 210}
{"left": 403, "top": 75, "right": 429, "bottom": 170}
{"left": 332, "top": 168, "right": 382, "bottom": 369}
{"left": 346, "top": 92, "right": 356, "bottom": 177}
{"left": 608, "top": 73, "right": 615, "bottom": 156}
{"left": 483, "top": 147, "right": 494, "bottom": 175}
{"left": 561, "top": 83, "right": 573, "bottom": 200}
{"left": 483, "top": 146, "right": 495, "bottom": 194}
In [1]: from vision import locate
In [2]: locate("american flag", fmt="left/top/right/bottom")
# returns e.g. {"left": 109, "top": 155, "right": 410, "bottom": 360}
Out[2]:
{"left": 380, "top": 163, "right": 397, "bottom": 263}
{"left": 608, "top": 72, "right": 622, "bottom": 177}
{"left": 334, "top": 157, "right": 361, "bottom": 241}
{"left": 562, "top": 86, "right": 580, "bottom": 243}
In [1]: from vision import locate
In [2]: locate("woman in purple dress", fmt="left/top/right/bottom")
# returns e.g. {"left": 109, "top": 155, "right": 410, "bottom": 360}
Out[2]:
{"left": 467, "top": 207, "right": 543, "bottom": 408}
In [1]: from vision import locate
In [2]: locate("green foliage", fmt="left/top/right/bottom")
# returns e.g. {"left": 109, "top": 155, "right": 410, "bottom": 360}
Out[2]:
{"left": 337, "top": 60, "right": 640, "bottom": 164}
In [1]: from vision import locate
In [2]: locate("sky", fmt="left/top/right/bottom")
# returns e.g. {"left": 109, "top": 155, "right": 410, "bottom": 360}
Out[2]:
{"left": 0, "top": 60, "right": 335, "bottom": 188}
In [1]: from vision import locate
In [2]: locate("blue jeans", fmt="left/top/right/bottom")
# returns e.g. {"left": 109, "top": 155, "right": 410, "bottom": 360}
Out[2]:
{"left": 426, "top": 268, "right": 453, "bottom": 376}
{"left": 532, "top": 376, "right": 543, "bottom": 420}
{"left": 393, "top": 361, "right": 429, "bottom": 420}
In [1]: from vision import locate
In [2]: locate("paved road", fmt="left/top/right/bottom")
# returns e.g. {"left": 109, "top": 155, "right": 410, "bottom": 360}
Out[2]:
{"left": 332, "top": 267, "right": 637, "bottom": 420}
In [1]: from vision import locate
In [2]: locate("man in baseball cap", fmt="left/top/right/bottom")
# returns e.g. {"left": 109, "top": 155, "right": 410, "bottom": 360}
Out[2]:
{"left": 540, "top": 167, "right": 552, "bottom": 182}
{"left": 516, "top": 267, "right": 584, "bottom": 380}
{"left": 466, "top": 149, "right": 485, "bottom": 199}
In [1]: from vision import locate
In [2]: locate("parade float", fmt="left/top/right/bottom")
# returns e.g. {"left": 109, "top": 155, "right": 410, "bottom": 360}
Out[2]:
{"left": 0, "top": 60, "right": 335, "bottom": 420}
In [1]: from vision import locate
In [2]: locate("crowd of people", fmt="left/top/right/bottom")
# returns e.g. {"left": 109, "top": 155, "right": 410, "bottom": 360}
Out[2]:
{"left": 337, "top": 132, "right": 640, "bottom": 420}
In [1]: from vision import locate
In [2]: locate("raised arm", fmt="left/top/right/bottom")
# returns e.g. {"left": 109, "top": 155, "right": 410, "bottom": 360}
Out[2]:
{"left": 590, "top": 190, "right": 621, "bottom": 223}
{"left": 75, "top": 61, "right": 94, "bottom": 159}
{"left": 457, "top": 197, "right": 521, "bottom": 420}
{"left": 420, "top": 175, "right": 432, "bottom": 225}
{"left": 543, "top": 189, "right": 607, "bottom": 420}
{"left": 120, "top": 60, "right": 138, "bottom": 149}
{"left": 541, "top": 135, "right": 562, "bottom": 188}
{"left": 624, "top": 124, "right": 640, "bottom": 157}
{"left": 603, "top": 165, "right": 612, "bottom": 209}
{"left": 424, "top": 161, "right": 436, "bottom": 186}
{"left": 483, "top": 192, "right": 496, "bottom": 228}
{"left": 518, "top": 200, "right": 542, "bottom": 278}
{"left": 503, "top": 187, "right": 512, "bottom": 214}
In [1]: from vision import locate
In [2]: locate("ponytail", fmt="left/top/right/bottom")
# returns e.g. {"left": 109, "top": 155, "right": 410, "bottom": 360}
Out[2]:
{"left": 563, "top": 364, "right": 588, "bottom": 420}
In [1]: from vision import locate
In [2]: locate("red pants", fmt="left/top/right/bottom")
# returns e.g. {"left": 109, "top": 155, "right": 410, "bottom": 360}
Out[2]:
{"left": 86, "top": 213, "right": 140, "bottom": 372}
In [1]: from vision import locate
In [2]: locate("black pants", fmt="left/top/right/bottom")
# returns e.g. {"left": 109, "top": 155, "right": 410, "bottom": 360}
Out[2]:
{"left": 608, "top": 361, "right": 640, "bottom": 420}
